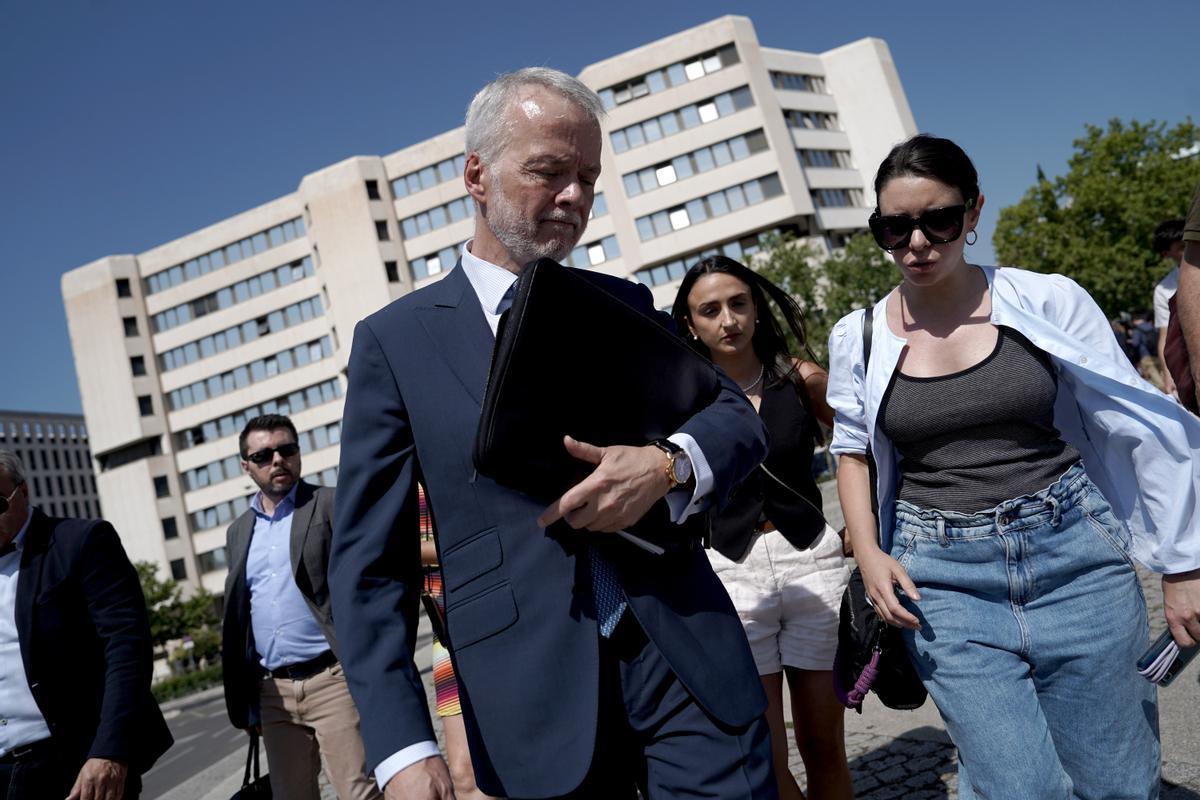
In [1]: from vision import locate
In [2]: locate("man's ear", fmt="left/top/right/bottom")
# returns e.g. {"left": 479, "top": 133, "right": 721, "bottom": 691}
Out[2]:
{"left": 464, "top": 152, "right": 487, "bottom": 205}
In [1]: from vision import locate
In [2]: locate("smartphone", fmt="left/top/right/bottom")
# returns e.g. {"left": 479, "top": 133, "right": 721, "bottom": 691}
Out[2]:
{"left": 1137, "top": 630, "right": 1200, "bottom": 687}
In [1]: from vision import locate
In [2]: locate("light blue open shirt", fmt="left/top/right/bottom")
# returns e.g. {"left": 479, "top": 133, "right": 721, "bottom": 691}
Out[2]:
{"left": 827, "top": 265, "right": 1200, "bottom": 573}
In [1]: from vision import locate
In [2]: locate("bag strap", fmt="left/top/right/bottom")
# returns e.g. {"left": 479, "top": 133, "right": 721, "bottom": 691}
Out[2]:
{"left": 861, "top": 308, "right": 873, "bottom": 373}
{"left": 860, "top": 308, "right": 880, "bottom": 515}
{"left": 243, "top": 731, "right": 261, "bottom": 786}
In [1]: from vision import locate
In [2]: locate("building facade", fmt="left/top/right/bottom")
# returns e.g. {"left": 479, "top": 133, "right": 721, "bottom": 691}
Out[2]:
{"left": 61, "top": 15, "right": 916, "bottom": 595}
{"left": 0, "top": 410, "right": 101, "bottom": 522}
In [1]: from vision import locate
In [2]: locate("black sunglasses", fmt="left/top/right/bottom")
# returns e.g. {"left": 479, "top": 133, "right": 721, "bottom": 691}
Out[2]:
{"left": 868, "top": 200, "right": 974, "bottom": 251}
{"left": 0, "top": 482, "right": 24, "bottom": 516}
{"left": 243, "top": 443, "right": 301, "bottom": 465}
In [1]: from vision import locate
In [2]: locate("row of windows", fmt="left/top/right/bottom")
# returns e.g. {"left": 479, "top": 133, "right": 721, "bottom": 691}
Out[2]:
{"left": 198, "top": 547, "right": 227, "bottom": 574}
{"left": 798, "top": 149, "right": 854, "bottom": 169}
{"left": 622, "top": 129, "right": 769, "bottom": 198}
{"left": 167, "top": 336, "right": 334, "bottom": 411}
{"left": 599, "top": 44, "right": 740, "bottom": 110}
{"left": 635, "top": 174, "right": 784, "bottom": 242}
{"left": 391, "top": 153, "right": 466, "bottom": 199}
{"left": 176, "top": 377, "right": 343, "bottom": 451}
{"left": 811, "top": 188, "right": 865, "bottom": 208}
{"left": 611, "top": 86, "right": 754, "bottom": 155}
{"left": 411, "top": 242, "right": 464, "bottom": 281}
{"left": 305, "top": 466, "right": 339, "bottom": 488}
{"left": 181, "top": 420, "right": 342, "bottom": 493}
{"left": 37, "top": 498, "right": 100, "bottom": 519}
{"left": 7, "top": 446, "right": 92, "bottom": 473}
{"left": 635, "top": 223, "right": 806, "bottom": 288}
{"left": 769, "top": 71, "right": 828, "bottom": 94}
{"left": 400, "top": 195, "right": 475, "bottom": 239}
{"left": 784, "top": 109, "right": 839, "bottom": 131}
{"left": 27, "top": 472, "right": 98, "bottom": 500}
{"left": 160, "top": 296, "right": 324, "bottom": 373}
{"left": 153, "top": 256, "right": 315, "bottom": 333}
{"left": 0, "top": 421, "right": 87, "bottom": 441}
{"left": 145, "top": 217, "right": 306, "bottom": 295}
{"left": 561, "top": 235, "right": 621, "bottom": 269}
{"left": 190, "top": 464, "right": 340, "bottom": 533}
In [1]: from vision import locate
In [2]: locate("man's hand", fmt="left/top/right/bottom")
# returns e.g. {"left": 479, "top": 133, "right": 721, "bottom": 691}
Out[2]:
{"left": 1163, "top": 569, "right": 1200, "bottom": 647}
{"left": 66, "top": 757, "right": 128, "bottom": 800}
{"left": 385, "top": 756, "right": 455, "bottom": 800}
{"left": 538, "top": 436, "right": 669, "bottom": 532}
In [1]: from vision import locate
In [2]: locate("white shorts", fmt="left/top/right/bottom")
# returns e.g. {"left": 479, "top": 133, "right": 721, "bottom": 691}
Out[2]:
{"left": 708, "top": 524, "right": 850, "bottom": 675}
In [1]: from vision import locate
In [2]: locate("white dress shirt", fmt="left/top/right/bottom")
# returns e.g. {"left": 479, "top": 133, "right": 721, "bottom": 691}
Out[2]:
{"left": 827, "top": 264, "right": 1200, "bottom": 572}
{"left": 374, "top": 242, "right": 718, "bottom": 789}
{"left": 0, "top": 507, "right": 53, "bottom": 756}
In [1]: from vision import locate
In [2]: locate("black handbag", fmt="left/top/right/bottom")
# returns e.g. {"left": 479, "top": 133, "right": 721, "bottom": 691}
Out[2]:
{"left": 230, "top": 732, "right": 272, "bottom": 799}
{"left": 831, "top": 309, "right": 927, "bottom": 713}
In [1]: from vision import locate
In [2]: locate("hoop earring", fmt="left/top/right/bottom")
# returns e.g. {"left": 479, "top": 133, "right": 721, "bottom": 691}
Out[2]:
{"left": 966, "top": 230, "right": 978, "bottom": 246}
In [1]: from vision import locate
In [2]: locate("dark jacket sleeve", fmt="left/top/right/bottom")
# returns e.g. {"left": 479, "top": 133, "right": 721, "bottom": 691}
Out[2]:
{"left": 78, "top": 522, "right": 158, "bottom": 763}
{"left": 329, "top": 319, "right": 433, "bottom": 772}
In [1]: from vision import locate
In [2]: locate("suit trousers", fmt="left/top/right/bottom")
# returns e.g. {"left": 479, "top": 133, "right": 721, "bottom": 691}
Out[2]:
{"left": 259, "top": 663, "right": 382, "bottom": 800}
{"left": 0, "top": 740, "right": 141, "bottom": 800}
{"left": 533, "top": 614, "right": 778, "bottom": 800}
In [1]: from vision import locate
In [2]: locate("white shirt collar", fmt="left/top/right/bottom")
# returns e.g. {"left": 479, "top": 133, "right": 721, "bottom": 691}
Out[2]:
{"left": 459, "top": 240, "right": 520, "bottom": 336}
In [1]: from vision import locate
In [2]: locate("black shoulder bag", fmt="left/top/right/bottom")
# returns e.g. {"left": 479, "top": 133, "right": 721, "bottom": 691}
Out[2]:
{"left": 230, "top": 731, "right": 272, "bottom": 799}
{"left": 831, "top": 309, "right": 927, "bottom": 713}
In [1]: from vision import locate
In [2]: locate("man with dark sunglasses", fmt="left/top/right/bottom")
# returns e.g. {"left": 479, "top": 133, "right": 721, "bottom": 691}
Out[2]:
{"left": 221, "top": 414, "right": 381, "bottom": 800}
{"left": 0, "top": 449, "right": 171, "bottom": 799}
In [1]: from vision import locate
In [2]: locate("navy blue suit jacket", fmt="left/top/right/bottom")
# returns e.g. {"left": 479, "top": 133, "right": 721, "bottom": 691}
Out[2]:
{"left": 330, "top": 264, "right": 767, "bottom": 797}
{"left": 14, "top": 511, "right": 172, "bottom": 774}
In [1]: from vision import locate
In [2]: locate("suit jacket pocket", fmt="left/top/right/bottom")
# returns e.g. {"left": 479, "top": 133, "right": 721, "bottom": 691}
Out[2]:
{"left": 441, "top": 527, "right": 503, "bottom": 594}
{"left": 446, "top": 582, "right": 517, "bottom": 650}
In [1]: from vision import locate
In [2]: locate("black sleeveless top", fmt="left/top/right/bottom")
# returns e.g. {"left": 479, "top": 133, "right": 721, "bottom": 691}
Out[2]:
{"left": 711, "top": 376, "right": 825, "bottom": 560}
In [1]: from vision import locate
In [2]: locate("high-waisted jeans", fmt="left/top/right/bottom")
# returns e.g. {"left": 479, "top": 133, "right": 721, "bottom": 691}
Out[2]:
{"left": 890, "top": 462, "right": 1159, "bottom": 800}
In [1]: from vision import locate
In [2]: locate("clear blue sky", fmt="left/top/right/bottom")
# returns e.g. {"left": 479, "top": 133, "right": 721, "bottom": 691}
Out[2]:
{"left": 3, "top": 0, "right": 1197, "bottom": 413}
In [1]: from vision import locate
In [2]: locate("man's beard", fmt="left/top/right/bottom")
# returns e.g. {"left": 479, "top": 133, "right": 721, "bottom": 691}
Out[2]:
{"left": 486, "top": 181, "right": 584, "bottom": 265}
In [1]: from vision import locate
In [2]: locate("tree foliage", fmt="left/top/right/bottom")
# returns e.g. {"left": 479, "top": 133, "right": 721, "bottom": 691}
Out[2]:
{"left": 994, "top": 118, "right": 1200, "bottom": 315}
{"left": 136, "top": 561, "right": 219, "bottom": 656}
{"left": 755, "top": 231, "right": 896, "bottom": 363}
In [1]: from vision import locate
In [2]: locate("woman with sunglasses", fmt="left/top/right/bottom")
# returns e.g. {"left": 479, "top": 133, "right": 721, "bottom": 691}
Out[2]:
{"left": 672, "top": 256, "right": 854, "bottom": 800}
{"left": 826, "top": 133, "right": 1200, "bottom": 799}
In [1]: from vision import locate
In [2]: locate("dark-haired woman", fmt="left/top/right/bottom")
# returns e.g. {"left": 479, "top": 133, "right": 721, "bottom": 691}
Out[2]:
{"left": 827, "top": 133, "right": 1200, "bottom": 799}
{"left": 673, "top": 257, "right": 854, "bottom": 800}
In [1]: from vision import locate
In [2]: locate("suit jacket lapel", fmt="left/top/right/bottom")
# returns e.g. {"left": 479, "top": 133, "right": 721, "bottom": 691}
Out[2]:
{"left": 290, "top": 481, "right": 317, "bottom": 583}
{"left": 226, "top": 512, "right": 257, "bottom": 595}
{"left": 414, "top": 264, "right": 495, "bottom": 406}
{"left": 14, "top": 510, "right": 50, "bottom": 684}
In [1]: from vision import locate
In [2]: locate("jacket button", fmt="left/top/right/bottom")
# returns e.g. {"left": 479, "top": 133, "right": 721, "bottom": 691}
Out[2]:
{"left": 1079, "top": 356, "right": 1088, "bottom": 364}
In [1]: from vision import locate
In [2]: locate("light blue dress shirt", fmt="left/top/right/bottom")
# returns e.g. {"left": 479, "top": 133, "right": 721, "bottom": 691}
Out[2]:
{"left": 246, "top": 486, "right": 329, "bottom": 670}
{"left": 827, "top": 264, "right": 1200, "bottom": 571}
{"left": 0, "top": 507, "right": 52, "bottom": 755}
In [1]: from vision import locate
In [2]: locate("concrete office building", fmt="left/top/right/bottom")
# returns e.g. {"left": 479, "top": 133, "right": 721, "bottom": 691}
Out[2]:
{"left": 61, "top": 15, "right": 916, "bottom": 595}
{"left": 0, "top": 410, "right": 101, "bottom": 521}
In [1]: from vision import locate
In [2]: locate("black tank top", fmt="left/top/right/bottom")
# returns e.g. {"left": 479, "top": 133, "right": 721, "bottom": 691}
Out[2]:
{"left": 710, "top": 376, "right": 825, "bottom": 560}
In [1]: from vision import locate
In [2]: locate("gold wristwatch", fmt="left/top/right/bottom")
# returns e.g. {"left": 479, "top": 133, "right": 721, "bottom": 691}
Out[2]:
{"left": 651, "top": 439, "right": 694, "bottom": 491}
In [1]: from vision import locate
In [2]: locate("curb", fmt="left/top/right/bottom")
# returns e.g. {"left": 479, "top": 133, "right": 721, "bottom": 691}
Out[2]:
{"left": 159, "top": 684, "right": 226, "bottom": 714}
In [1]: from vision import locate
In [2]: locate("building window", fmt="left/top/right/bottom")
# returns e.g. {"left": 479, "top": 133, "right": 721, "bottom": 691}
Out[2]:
{"left": 116, "top": 278, "right": 131, "bottom": 298}
{"left": 374, "top": 220, "right": 391, "bottom": 241}
{"left": 174, "top": 377, "right": 343, "bottom": 452}
{"left": 597, "top": 44, "right": 739, "bottom": 110}
{"left": 137, "top": 395, "right": 154, "bottom": 417}
{"left": 390, "top": 154, "right": 466, "bottom": 199}
{"left": 621, "top": 130, "right": 770, "bottom": 197}
{"left": 410, "top": 242, "right": 465, "bottom": 282}
{"left": 384, "top": 261, "right": 400, "bottom": 283}
{"left": 798, "top": 149, "right": 854, "bottom": 169}
{"left": 159, "top": 295, "right": 324, "bottom": 373}
{"left": 123, "top": 317, "right": 138, "bottom": 337}
{"left": 130, "top": 356, "right": 146, "bottom": 376}
{"left": 144, "top": 216, "right": 306, "bottom": 295}
{"left": 152, "top": 256, "right": 314, "bottom": 334}
{"left": 365, "top": 179, "right": 381, "bottom": 200}
{"left": 634, "top": 223, "right": 807, "bottom": 288}
{"left": 770, "top": 71, "right": 827, "bottom": 94}
{"left": 811, "top": 188, "right": 864, "bottom": 208}
{"left": 167, "top": 336, "right": 334, "bottom": 412}
{"left": 635, "top": 174, "right": 785, "bottom": 242}
{"left": 562, "top": 236, "right": 621, "bottom": 269}
{"left": 153, "top": 476, "right": 170, "bottom": 498}
{"left": 610, "top": 86, "right": 754, "bottom": 154}
{"left": 784, "top": 110, "right": 839, "bottom": 131}
{"left": 399, "top": 196, "right": 474, "bottom": 239}
{"left": 198, "top": 547, "right": 228, "bottom": 574}
{"left": 169, "top": 558, "right": 187, "bottom": 581}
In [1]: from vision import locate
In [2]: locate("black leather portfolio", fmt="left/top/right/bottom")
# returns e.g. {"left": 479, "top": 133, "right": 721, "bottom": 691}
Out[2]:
{"left": 473, "top": 258, "right": 721, "bottom": 531}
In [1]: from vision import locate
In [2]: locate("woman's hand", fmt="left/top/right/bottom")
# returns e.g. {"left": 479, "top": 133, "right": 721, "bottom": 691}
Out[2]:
{"left": 856, "top": 546, "right": 922, "bottom": 630}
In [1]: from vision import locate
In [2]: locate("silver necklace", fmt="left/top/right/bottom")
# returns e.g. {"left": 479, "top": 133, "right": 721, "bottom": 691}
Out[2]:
{"left": 739, "top": 365, "right": 765, "bottom": 393}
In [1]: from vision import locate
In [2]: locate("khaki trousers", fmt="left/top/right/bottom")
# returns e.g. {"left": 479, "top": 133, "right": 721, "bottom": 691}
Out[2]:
{"left": 259, "top": 663, "right": 382, "bottom": 800}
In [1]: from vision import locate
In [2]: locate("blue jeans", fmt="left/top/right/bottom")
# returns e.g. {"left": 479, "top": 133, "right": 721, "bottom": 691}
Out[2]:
{"left": 890, "top": 463, "right": 1159, "bottom": 800}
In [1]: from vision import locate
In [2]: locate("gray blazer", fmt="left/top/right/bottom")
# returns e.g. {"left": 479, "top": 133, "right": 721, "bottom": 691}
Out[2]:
{"left": 221, "top": 480, "right": 337, "bottom": 728}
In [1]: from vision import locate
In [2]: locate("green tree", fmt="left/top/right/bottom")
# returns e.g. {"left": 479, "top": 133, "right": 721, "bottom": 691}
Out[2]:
{"left": 994, "top": 118, "right": 1200, "bottom": 315}
{"left": 755, "top": 231, "right": 896, "bottom": 363}
{"left": 136, "top": 561, "right": 219, "bottom": 660}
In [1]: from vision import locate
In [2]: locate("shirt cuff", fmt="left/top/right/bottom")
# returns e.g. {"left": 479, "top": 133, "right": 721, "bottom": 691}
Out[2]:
{"left": 375, "top": 741, "right": 443, "bottom": 791}
{"left": 665, "top": 433, "right": 713, "bottom": 523}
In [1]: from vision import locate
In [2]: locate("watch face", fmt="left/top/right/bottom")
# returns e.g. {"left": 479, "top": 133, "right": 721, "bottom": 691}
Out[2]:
{"left": 672, "top": 455, "right": 692, "bottom": 483}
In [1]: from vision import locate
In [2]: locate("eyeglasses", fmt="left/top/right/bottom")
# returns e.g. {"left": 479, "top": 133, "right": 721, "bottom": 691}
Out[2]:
{"left": 868, "top": 200, "right": 974, "bottom": 251}
{"left": 0, "top": 482, "right": 25, "bottom": 516}
{"left": 243, "top": 443, "right": 301, "bottom": 465}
